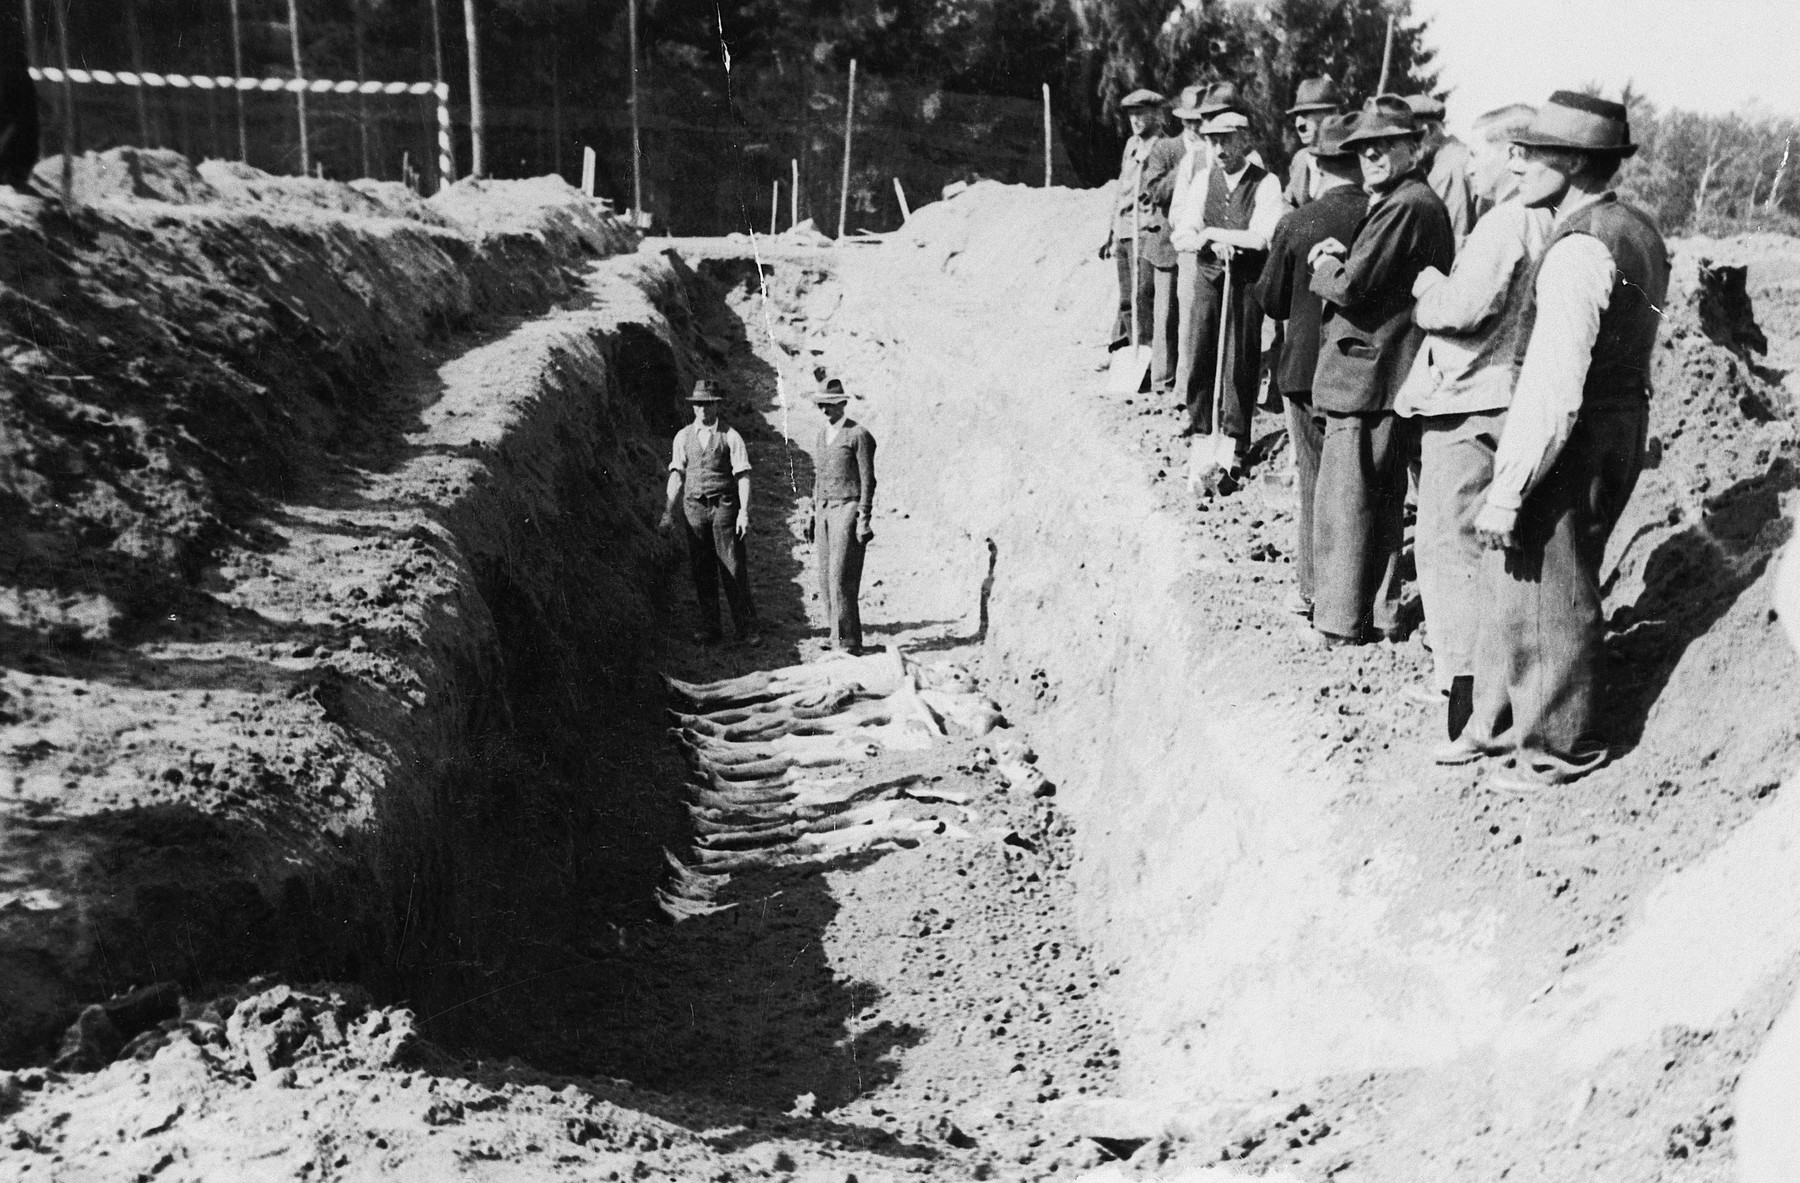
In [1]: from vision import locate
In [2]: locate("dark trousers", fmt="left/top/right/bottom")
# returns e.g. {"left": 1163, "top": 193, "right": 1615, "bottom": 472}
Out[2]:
{"left": 1285, "top": 393, "right": 1324, "bottom": 604}
{"left": 1465, "top": 406, "right": 1647, "bottom": 777}
{"left": 814, "top": 501, "right": 866, "bottom": 650}
{"left": 682, "top": 494, "right": 757, "bottom": 634}
{"left": 1314, "top": 409, "right": 1410, "bottom": 639}
{"left": 1177, "top": 253, "right": 1262, "bottom": 441}
{"left": 1111, "top": 242, "right": 1156, "bottom": 349}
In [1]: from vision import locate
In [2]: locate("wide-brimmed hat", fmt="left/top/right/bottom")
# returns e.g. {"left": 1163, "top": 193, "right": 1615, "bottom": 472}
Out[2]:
{"left": 812, "top": 378, "right": 850, "bottom": 405}
{"left": 686, "top": 380, "right": 724, "bottom": 404}
{"left": 1340, "top": 95, "right": 1419, "bottom": 147}
{"left": 1312, "top": 113, "right": 1358, "bottom": 159}
{"left": 1197, "top": 82, "right": 1243, "bottom": 117}
{"left": 1120, "top": 88, "right": 1166, "bottom": 112}
{"left": 1404, "top": 94, "right": 1447, "bottom": 120}
{"left": 1511, "top": 90, "right": 1638, "bottom": 157}
{"left": 1200, "top": 111, "right": 1250, "bottom": 137}
{"left": 1286, "top": 77, "right": 1343, "bottom": 116}
{"left": 1171, "top": 84, "right": 1208, "bottom": 121}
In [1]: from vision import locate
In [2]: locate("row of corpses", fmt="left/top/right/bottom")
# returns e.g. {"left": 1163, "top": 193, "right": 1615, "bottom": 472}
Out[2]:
{"left": 656, "top": 649, "right": 1030, "bottom": 920}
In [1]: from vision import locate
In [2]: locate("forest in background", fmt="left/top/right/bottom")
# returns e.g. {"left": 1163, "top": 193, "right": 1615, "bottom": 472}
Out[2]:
{"left": 10, "top": 0, "right": 1799, "bottom": 238}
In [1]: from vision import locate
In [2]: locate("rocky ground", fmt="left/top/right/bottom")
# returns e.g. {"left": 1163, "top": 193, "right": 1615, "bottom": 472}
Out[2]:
{"left": 2, "top": 166, "right": 1798, "bottom": 1183}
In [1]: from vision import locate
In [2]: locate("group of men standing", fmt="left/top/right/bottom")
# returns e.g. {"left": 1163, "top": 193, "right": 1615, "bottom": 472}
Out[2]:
{"left": 1108, "top": 81, "right": 1669, "bottom": 791}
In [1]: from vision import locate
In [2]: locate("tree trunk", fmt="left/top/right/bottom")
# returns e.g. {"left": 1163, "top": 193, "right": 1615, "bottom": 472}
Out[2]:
{"left": 355, "top": 1, "right": 372, "bottom": 178}
{"left": 287, "top": 0, "right": 309, "bottom": 174}
{"left": 124, "top": 0, "right": 153, "bottom": 146}
{"left": 228, "top": 0, "right": 247, "bottom": 162}
{"left": 463, "top": 0, "right": 486, "bottom": 177}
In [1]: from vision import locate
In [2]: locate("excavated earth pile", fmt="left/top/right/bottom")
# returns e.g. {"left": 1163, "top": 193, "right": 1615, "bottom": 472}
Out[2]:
{"left": 4, "top": 167, "right": 1800, "bottom": 1183}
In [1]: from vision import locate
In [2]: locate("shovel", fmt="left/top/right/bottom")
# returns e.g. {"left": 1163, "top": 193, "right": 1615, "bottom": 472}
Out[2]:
{"left": 1107, "top": 176, "right": 1151, "bottom": 395}
{"left": 1188, "top": 246, "right": 1240, "bottom": 498}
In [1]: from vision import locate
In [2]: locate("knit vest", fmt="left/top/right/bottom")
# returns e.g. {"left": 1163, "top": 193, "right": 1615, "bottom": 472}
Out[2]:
{"left": 1203, "top": 162, "right": 1269, "bottom": 278}
{"left": 681, "top": 425, "right": 738, "bottom": 499}
{"left": 1528, "top": 194, "right": 1669, "bottom": 409}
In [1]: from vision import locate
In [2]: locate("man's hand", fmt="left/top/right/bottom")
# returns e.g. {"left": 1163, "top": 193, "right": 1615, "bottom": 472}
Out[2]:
{"left": 857, "top": 519, "right": 875, "bottom": 545}
{"left": 657, "top": 508, "right": 674, "bottom": 537}
{"left": 1098, "top": 235, "right": 1113, "bottom": 260}
{"left": 1207, "top": 241, "right": 1234, "bottom": 263}
{"left": 1412, "top": 265, "right": 1448, "bottom": 298}
{"left": 1307, "top": 237, "right": 1347, "bottom": 268}
{"left": 735, "top": 508, "right": 751, "bottom": 537}
{"left": 1473, "top": 502, "right": 1519, "bottom": 551}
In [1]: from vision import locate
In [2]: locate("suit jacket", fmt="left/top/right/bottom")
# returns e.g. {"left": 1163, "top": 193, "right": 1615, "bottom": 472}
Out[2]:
{"left": 1254, "top": 185, "right": 1369, "bottom": 397}
{"left": 1137, "top": 136, "right": 1188, "bottom": 269}
{"left": 1284, "top": 147, "right": 1316, "bottom": 208}
{"left": 1309, "top": 172, "right": 1455, "bottom": 414}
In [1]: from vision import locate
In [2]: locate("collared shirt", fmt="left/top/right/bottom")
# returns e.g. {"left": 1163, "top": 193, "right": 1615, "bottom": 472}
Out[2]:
{"left": 1170, "top": 162, "right": 1286, "bottom": 253}
{"left": 1395, "top": 199, "right": 1553, "bottom": 418}
{"left": 1485, "top": 193, "right": 1616, "bottom": 512}
{"left": 670, "top": 422, "right": 752, "bottom": 477}
{"left": 1168, "top": 138, "right": 1208, "bottom": 240}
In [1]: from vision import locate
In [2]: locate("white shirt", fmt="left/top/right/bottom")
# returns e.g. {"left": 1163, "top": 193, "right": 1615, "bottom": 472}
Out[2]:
{"left": 1485, "top": 193, "right": 1617, "bottom": 512}
{"left": 1170, "top": 162, "right": 1285, "bottom": 254}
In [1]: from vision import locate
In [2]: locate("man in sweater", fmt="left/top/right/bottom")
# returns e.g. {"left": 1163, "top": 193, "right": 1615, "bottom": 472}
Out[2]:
{"left": 1455, "top": 92, "right": 1669, "bottom": 786}
{"left": 1394, "top": 103, "right": 1551, "bottom": 740}
{"left": 1101, "top": 89, "right": 1179, "bottom": 370}
{"left": 1408, "top": 94, "right": 1476, "bottom": 248}
{"left": 1307, "top": 96, "right": 1455, "bottom": 645}
{"left": 807, "top": 379, "right": 878, "bottom": 654}
{"left": 1170, "top": 110, "right": 1284, "bottom": 456}
{"left": 1284, "top": 78, "right": 1344, "bottom": 208}
{"left": 658, "top": 381, "right": 761, "bottom": 646}
{"left": 1254, "top": 114, "right": 1367, "bottom": 618}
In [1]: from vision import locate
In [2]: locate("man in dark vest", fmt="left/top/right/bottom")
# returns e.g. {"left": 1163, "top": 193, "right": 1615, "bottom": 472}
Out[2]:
{"left": 658, "top": 380, "right": 761, "bottom": 646}
{"left": 1254, "top": 114, "right": 1367, "bottom": 619}
{"left": 1307, "top": 96, "right": 1455, "bottom": 645}
{"left": 1284, "top": 77, "right": 1344, "bottom": 208}
{"left": 1453, "top": 92, "right": 1669, "bottom": 787}
{"left": 805, "top": 378, "right": 877, "bottom": 654}
{"left": 1169, "top": 109, "right": 1283, "bottom": 456}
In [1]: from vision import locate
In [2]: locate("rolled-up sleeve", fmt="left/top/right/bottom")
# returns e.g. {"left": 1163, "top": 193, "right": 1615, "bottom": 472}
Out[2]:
{"left": 726, "top": 429, "right": 753, "bottom": 476}
{"left": 1246, "top": 172, "right": 1285, "bottom": 249}
{"left": 1485, "top": 234, "right": 1615, "bottom": 511}
{"left": 856, "top": 430, "right": 877, "bottom": 520}
{"left": 668, "top": 427, "right": 688, "bottom": 474}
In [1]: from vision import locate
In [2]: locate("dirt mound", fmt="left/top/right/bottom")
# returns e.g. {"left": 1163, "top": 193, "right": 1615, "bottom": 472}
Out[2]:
{"left": 28, "top": 147, "right": 222, "bottom": 206}
{"left": 432, "top": 174, "right": 641, "bottom": 259}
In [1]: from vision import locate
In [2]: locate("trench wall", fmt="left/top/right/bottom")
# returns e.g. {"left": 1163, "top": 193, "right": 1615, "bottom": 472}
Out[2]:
{"left": 829, "top": 182, "right": 1800, "bottom": 1155}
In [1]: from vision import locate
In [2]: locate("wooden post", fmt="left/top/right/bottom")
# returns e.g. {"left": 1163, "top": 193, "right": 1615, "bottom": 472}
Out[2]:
{"left": 627, "top": 0, "right": 642, "bottom": 222}
{"left": 1377, "top": 13, "right": 1396, "bottom": 95}
{"left": 836, "top": 58, "right": 856, "bottom": 239}
{"left": 21, "top": 0, "right": 34, "bottom": 67}
{"left": 354, "top": 1, "right": 372, "bottom": 178}
{"left": 1042, "top": 82, "right": 1052, "bottom": 187}
{"left": 770, "top": 180, "right": 779, "bottom": 235}
{"left": 124, "top": 0, "right": 152, "bottom": 146}
{"left": 429, "top": 0, "right": 453, "bottom": 183}
{"left": 228, "top": 0, "right": 247, "bottom": 162}
{"left": 49, "top": 0, "right": 71, "bottom": 200}
{"left": 550, "top": 46, "right": 563, "bottom": 177}
{"left": 463, "top": 0, "right": 486, "bottom": 177}
{"left": 581, "top": 146, "right": 595, "bottom": 196}
{"left": 790, "top": 157, "right": 798, "bottom": 228}
{"left": 893, "top": 177, "right": 910, "bottom": 221}
{"left": 286, "top": 0, "right": 309, "bottom": 174}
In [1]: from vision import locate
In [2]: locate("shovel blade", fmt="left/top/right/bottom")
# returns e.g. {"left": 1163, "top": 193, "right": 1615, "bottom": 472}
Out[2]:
{"left": 1107, "top": 345, "right": 1151, "bottom": 395}
{"left": 1185, "top": 434, "right": 1239, "bottom": 498}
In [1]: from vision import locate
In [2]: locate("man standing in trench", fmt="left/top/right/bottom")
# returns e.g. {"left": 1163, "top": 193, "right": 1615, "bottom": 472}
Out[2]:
{"left": 1307, "top": 96, "right": 1455, "bottom": 645}
{"left": 806, "top": 378, "right": 877, "bottom": 654}
{"left": 659, "top": 380, "right": 761, "bottom": 647}
{"left": 1452, "top": 92, "right": 1668, "bottom": 787}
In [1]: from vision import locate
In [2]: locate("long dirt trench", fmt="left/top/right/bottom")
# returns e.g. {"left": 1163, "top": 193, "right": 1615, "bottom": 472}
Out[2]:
{"left": 7, "top": 177, "right": 1800, "bottom": 1183}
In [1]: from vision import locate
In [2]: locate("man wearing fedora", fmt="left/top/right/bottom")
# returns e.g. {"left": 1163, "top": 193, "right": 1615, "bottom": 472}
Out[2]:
{"left": 1284, "top": 77, "right": 1344, "bottom": 208}
{"left": 806, "top": 379, "right": 877, "bottom": 654}
{"left": 1453, "top": 91, "right": 1668, "bottom": 787}
{"left": 1407, "top": 94, "right": 1476, "bottom": 248}
{"left": 658, "top": 380, "right": 761, "bottom": 646}
{"left": 1101, "top": 89, "right": 1182, "bottom": 374}
{"left": 1255, "top": 113, "right": 1368, "bottom": 620}
{"left": 1169, "top": 108, "right": 1283, "bottom": 456}
{"left": 1306, "top": 96, "right": 1455, "bottom": 645}
{"left": 1394, "top": 102, "right": 1551, "bottom": 741}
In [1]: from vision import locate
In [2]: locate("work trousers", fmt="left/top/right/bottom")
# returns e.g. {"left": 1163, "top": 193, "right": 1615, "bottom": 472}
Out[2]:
{"left": 682, "top": 494, "right": 757, "bottom": 635}
{"left": 1176, "top": 252, "right": 1262, "bottom": 441}
{"left": 1313, "top": 409, "right": 1410, "bottom": 640}
{"left": 1111, "top": 242, "right": 1156, "bottom": 349}
{"left": 1464, "top": 405, "right": 1647, "bottom": 779}
{"left": 1150, "top": 264, "right": 1179, "bottom": 392}
{"left": 1415, "top": 408, "right": 1507, "bottom": 691}
{"left": 814, "top": 501, "right": 867, "bottom": 651}
{"left": 1285, "top": 393, "right": 1324, "bottom": 604}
